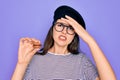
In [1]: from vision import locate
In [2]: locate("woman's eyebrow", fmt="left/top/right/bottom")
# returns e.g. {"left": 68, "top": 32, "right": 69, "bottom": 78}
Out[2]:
{"left": 57, "top": 22, "right": 70, "bottom": 26}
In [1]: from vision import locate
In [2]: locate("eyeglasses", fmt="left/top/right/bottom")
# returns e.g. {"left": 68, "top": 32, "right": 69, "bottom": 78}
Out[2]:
{"left": 54, "top": 22, "right": 75, "bottom": 35}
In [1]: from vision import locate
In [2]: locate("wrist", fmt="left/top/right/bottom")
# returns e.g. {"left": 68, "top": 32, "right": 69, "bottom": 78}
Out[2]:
{"left": 12, "top": 62, "right": 28, "bottom": 80}
{"left": 86, "top": 37, "right": 97, "bottom": 46}
{"left": 16, "top": 62, "right": 28, "bottom": 68}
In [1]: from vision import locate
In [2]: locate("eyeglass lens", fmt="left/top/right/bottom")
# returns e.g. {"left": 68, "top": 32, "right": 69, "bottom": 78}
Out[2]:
{"left": 54, "top": 22, "right": 75, "bottom": 35}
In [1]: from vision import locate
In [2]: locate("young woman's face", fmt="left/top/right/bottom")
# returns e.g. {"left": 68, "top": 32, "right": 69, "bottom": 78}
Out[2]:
{"left": 53, "top": 19, "right": 75, "bottom": 47}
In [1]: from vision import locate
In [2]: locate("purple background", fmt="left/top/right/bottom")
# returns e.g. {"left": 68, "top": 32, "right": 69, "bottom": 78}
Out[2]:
{"left": 0, "top": 0, "right": 120, "bottom": 80}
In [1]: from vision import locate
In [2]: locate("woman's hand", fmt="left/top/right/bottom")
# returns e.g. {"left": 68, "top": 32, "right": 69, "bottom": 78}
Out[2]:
{"left": 61, "top": 15, "right": 94, "bottom": 44}
{"left": 12, "top": 37, "right": 41, "bottom": 80}
{"left": 18, "top": 37, "right": 41, "bottom": 64}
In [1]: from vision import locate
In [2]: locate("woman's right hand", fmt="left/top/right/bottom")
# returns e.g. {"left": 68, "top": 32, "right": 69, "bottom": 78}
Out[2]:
{"left": 18, "top": 37, "right": 41, "bottom": 65}
{"left": 12, "top": 37, "right": 41, "bottom": 80}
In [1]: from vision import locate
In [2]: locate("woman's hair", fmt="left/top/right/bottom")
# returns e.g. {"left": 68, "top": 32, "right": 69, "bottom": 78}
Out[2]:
{"left": 36, "top": 23, "right": 80, "bottom": 55}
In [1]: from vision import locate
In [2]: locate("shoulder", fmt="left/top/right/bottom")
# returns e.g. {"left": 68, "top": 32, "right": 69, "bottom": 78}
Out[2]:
{"left": 75, "top": 52, "right": 89, "bottom": 60}
{"left": 73, "top": 53, "right": 91, "bottom": 65}
{"left": 78, "top": 53, "right": 91, "bottom": 62}
{"left": 75, "top": 53, "right": 95, "bottom": 68}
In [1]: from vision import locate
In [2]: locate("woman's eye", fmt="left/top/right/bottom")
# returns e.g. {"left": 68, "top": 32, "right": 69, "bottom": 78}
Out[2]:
{"left": 58, "top": 24, "right": 62, "bottom": 26}
{"left": 57, "top": 23, "right": 63, "bottom": 27}
{"left": 68, "top": 27, "right": 74, "bottom": 30}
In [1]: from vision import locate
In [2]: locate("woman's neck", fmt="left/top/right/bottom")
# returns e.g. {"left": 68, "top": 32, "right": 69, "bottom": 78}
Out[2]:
{"left": 48, "top": 44, "right": 69, "bottom": 55}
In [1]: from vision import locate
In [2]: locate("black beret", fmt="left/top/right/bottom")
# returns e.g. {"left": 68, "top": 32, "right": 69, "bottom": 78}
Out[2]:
{"left": 53, "top": 5, "right": 86, "bottom": 29}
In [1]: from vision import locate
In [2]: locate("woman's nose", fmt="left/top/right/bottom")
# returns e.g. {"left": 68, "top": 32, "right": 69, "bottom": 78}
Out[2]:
{"left": 62, "top": 27, "right": 67, "bottom": 34}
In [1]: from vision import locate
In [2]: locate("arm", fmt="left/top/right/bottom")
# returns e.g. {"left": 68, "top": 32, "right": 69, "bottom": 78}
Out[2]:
{"left": 86, "top": 36, "right": 116, "bottom": 80}
{"left": 61, "top": 15, "right": 116, "bottom": 80}
{"left": 12, "top": 38, "right": 41, "bottom": 80}
{"left": 12, "top": 63, "right": 28, "bottom": 80}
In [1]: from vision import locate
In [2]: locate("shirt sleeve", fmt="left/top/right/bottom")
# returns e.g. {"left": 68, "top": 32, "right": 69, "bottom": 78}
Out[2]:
{"left": 81, "top": 55, "right": 99, "bottom": 80}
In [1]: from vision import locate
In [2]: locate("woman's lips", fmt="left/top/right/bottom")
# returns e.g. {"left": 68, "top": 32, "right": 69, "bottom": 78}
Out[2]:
{"left": 58, "top": 35, "right": 67, "bottom": 41}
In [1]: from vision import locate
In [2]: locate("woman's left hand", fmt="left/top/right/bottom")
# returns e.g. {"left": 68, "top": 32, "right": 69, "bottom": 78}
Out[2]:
{"left": 61, "top": 15, "right": 94, "bottom": 44}
{"left": 61, "top": 15, "right": 117, "bottom": 80}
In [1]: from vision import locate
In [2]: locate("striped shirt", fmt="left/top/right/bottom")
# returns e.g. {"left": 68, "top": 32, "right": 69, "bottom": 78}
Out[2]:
{"left": 23, "top": 52, "right": 98, "bottom": 80}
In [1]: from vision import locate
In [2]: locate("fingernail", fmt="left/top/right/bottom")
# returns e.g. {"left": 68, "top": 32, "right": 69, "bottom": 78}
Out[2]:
{"left": 65, "top": 15, "right": 68, "bottom": 17}
{"left": 36, "top": 48, "right": 40, "bottom": 51}
{"left": 61, "top": 17, "right": 64, "bottom": 19}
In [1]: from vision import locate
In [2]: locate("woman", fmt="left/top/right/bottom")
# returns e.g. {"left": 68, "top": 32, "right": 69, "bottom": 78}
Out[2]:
{"left": 12, "top": 5, "right": 116, "bottom": 80}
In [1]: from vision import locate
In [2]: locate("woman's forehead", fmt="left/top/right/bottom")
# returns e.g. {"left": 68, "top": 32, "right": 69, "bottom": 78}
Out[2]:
{"left": 56, "top": 19, "right": 70, "bottom": 25}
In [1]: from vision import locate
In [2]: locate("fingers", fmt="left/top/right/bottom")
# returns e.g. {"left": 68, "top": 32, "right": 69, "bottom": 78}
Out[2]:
{"left": 19, "top": 37, "right": 41, "bottom": 55}
{"left": 65, "top": 15, "right": 75, "bottom": 22}
{"left": 60, "top": 16, "right": 75, "bottom": 27}
{"left": 31, "top": 38, "right": 41, "bottom": 46}
{"left": 61, "top": 15, "right": 84, "bottom": 30}
{"left": 18, "top": 37, "right": 41, "bottom": 64}
{"left": 61, "top": 15, "right": 76, "bottom": 24}
{"left": 30, "top": 48, "right": 40, "bottom": 56}
{"left": 20, "top": 37, "right": 41, "bottom": 46}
